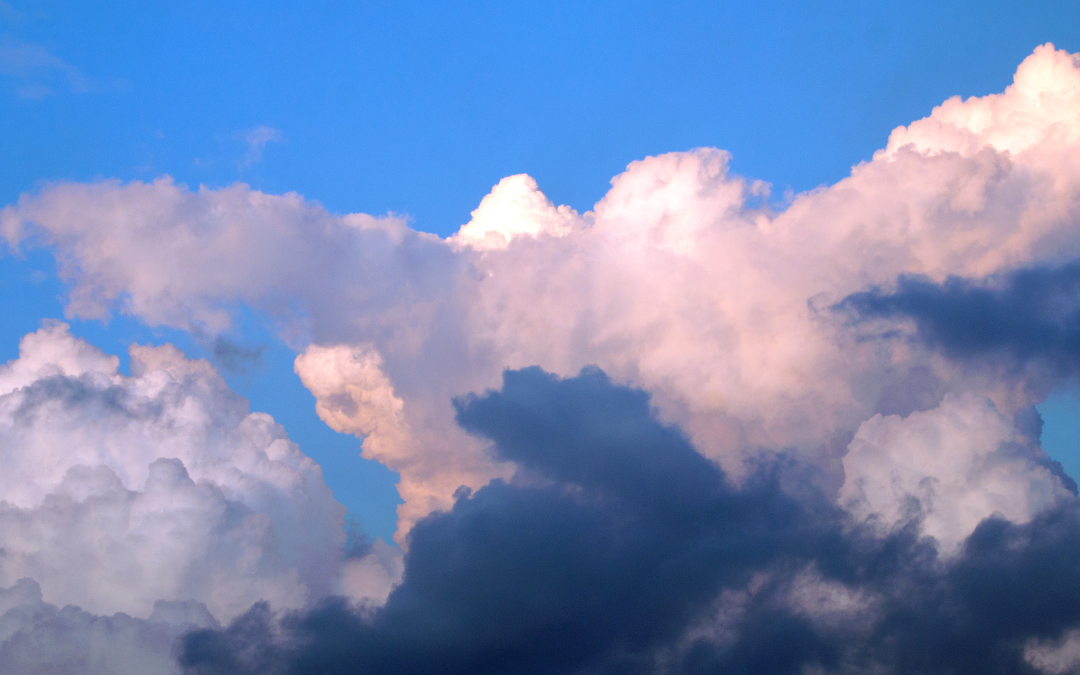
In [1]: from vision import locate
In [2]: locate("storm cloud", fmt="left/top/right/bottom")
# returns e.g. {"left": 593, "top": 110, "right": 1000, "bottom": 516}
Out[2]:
{"left": 838, "top": 262, "right": 1080, "bottom": 373}
{"left": 178, "top": 367, "right": 1080, "bottom": 675}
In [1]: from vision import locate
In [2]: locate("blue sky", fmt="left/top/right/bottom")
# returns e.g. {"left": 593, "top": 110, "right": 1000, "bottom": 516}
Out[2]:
{"left": 3, "top": 0, "right": 1080, "bottom": 544}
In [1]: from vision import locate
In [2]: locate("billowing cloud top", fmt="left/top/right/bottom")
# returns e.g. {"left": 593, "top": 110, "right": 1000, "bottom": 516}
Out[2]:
{"left": 2, "top": 43, "right": 1080, "bottom": 675}
{"left": 0, "top": 324, "right": 401, "bottom": 673}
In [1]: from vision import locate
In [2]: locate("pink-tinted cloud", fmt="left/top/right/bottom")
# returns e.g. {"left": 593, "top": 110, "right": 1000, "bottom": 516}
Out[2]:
{"left": 4, "top": 44, "right": 1080, "bottom": 549}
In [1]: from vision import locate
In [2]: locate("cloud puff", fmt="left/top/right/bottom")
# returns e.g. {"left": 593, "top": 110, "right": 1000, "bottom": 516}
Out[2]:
{"left": 840, "top": 393, "right": 1072, "bottom": 552}
{"left": 0, "top": 322, "right": 400, "bottom": 624}
{"left": 449, "top": 174, "right": 580, "bottom": 251}
{"left": 880, "top": 44, "right": 1080, "bottom": 159}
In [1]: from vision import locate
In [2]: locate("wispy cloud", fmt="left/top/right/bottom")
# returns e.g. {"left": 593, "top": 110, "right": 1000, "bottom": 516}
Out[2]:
{"left": 238, "top": 124, "right": 283, "bottom": 168}
{"left": 0, "top": 36, "right": 96, "bottom": 98}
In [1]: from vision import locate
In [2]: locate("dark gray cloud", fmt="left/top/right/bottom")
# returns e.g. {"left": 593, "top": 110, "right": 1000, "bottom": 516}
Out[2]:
{"left": 176, "top": 367, "right": 1080, "bottom": 675}
{"left": 210, "top": 337, "right": 265, "bottom": 375}
{"left": 833, "top": 262, "right": 1080, "bottom": 494}
{"left": 834, "top": 262, "right": 1080, "bottom": 371}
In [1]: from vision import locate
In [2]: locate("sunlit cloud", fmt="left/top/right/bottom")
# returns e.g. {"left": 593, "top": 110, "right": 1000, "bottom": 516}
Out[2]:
{"left": 3, "top": 42, "right": 1080, "bottom": 674}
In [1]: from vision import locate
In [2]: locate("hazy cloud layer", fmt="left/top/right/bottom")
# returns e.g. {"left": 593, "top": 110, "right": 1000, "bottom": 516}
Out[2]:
{"left": 0, "top": 36, "right": 103, "bottom": 98}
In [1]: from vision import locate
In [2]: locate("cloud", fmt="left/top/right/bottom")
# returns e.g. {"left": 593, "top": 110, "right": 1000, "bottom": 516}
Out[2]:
{"left": 836, "top": 262, "right": 1080, "bottom": 375}
{"left": 0, "top": 323, "right": 401, "bottom": 628}
{"left": 178, "top": 368, "right": 836, "bottom": 674}
{"left": 238, "top": 125, "right": 282, "bottom": 169}
{"left": 11, "top": 43, "right": 1080, "bottom": 547}
{"left": 3, "top": 41, "right": 1080, "bottom": 674}
{"left": 449, "top": 174, "right": 579, "bottom": 251}
{"left": 0, "top": 37, "right": 96, "bottom": 98}
{"left": 210, "top": 336, "right": 265, "bottom": 374}
{"left": 0, "top": 577, "right": 214, "bottom": 675}
{"left": 840, "top": 392, "right": 1072, "bottom": 553}
{"left": 176, "top": 367, "right": 1080, "bottom": 675}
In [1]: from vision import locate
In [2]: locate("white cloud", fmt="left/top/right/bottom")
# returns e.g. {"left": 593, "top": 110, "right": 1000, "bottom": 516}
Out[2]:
{"left": 4, "top": 44, "right": 1080, "bottom": 545}
{"left": 1026, "top": 628, "right": 1080, "bottom": 675}
{"left": 0, "top": 323, "right": 399, "bottom": 621}
{"left": 450, "top": 174, "right": 580, "bottom": 251}
{"left": 882, "top": 45, "right": 1080, "bottom": 160}
{"left": 839, "top": 393, "right": 1072, "bottom": 552}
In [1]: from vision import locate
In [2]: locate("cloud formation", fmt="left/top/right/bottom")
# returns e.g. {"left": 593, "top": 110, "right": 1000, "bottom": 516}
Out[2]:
{"left": 178, "top": 368, "right": 832, "bottom": 674}
{"left": 3, "top": 42, "right": 1080, "bottom": 673}
{"left": 840, "top": 392, "right": 1072, "bottom": 553}
{"left": 0, "top": 577, "right": 215, "bottom": 675}
{"left": 837, "top": 262, "right": 1080, "bottom": 374}
{"left": 6, "top": 45, "right": 1080, "bottom": 546}
{"left": 0, "top": 322, "right": 347, "bottom": 619}
{"left": 0, "top": 323, "right": 402, "bottom": 673}
{"left": 177, "top": 368, "right": 1080, "bottom": 675}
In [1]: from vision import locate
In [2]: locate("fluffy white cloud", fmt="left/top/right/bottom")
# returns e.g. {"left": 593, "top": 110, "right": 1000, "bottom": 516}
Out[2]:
{"left": 882, "top": 44, "right": 1080, "bottom": 159}
{"left": 840, "top": 393, "right": 1072, "bottom": 552}
{"left": 4, "top": 45, "right": 1080, "bottom": 544}
{"left": 0, "top": 323, "right": 399, "bottom": 622}
{"left": 450, "top": 174, "right": 580, "bottom": 251}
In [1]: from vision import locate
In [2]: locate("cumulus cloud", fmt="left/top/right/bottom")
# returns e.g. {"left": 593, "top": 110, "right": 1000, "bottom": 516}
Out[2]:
{"left": 0, "top": 577, "right": 214, "bottom": 675}
{"left": 0, "top": 322, "right": 402, "bottom": 674}
{"left": 449, "top": 174, "right": 580, "bottom": 251}
{"left": 7, "top": 45, "right": 1080, "bottom": 547}
{"left": 0, "top": 322, "right": 348, "bottom": 619}
{"left": 6, "top": 42, "right": 1080, "bottom": 673}
{"left": 840, "top": 393, "right": 1072, "bottom": 552}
